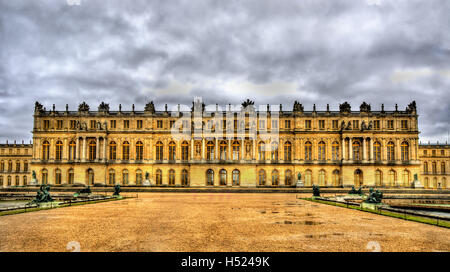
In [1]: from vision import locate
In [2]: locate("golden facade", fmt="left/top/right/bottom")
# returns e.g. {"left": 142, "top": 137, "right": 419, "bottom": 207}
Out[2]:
{"left": 419, "top": 143, "right": 449, "bottom": 189}
{"left": 27, "top": 100, "right": 427, "bottom": 188}
{"left": 0, "top": 141, "right": 32, "bottom": 187}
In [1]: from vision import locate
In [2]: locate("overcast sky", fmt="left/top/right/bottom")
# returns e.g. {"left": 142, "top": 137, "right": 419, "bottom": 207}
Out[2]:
{"left": 0, "top": 0, "right": 449, "bottom": 144}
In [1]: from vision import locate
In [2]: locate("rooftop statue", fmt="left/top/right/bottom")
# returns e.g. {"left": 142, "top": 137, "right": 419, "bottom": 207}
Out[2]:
{"left": 145, "top": 101, "right": 155, "bottom": 113}
{"left": 406, "top": 101, "right": 417, "bottom": 114}
{"left": 34, "top": 101, "right": 44, "bottom": 113}
{"left": 293, "top": 101, "right": 304, "bottom": 112}
{"left": 241, "top": 99, "right": 255, "bottom": 109}
{"left": 78, "top": 101, "right": 90, "bottom": 112}
{"left": 339, "top": 102, "right": 351, "bottom": 113}
{"left": 98, "top": 102, "right": 110, "bottom": 112}
{"left": 360, "top": 102, "right": 371, "bottom": 113}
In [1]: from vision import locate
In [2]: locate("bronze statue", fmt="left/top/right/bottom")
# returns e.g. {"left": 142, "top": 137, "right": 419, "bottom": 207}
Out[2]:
{"left": 78, "top": 186, "right": 92, "bottom": 194}
{"left": 29, "top": 184, "right": 53, "bottom": 204}
{"left": 113, "top": 184, "right": 121, "bottom": 196}
{"left": 365, "top": 188, "right": 383, "bottom": 204}
{"left": 312, "top": 185, "right": 320, "bottom": 197}
{"left": 348, "top": 186, "right": 362, "bottom": 195}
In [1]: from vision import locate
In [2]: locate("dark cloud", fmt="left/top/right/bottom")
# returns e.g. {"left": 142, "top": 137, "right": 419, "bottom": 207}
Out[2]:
{"left": 0, "top": 0, "right": 449, "bottom": 143}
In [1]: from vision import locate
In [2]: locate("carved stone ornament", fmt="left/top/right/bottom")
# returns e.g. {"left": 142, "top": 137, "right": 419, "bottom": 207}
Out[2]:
{"left": 78, "top": 101, "right": 90, "bottom": 112}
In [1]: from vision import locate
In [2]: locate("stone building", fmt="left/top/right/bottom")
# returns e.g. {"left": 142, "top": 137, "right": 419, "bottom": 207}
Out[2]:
{"left": 27, "top": 99, "right": 425, "bottom": 188}
{"left": 419, "top": 143, "right": 449, "bottom": 189}
{"left": 0, "top": 141, "right": 32, "bottom": 187}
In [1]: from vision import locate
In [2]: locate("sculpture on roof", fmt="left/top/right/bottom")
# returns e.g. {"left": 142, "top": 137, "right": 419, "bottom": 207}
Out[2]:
{"left": 144, "top": 101, "right": 155, "bottom": 113}
{"left": 339, "top": 102, "right": 351, "bottom": 113}
{"left": 293, "top": 101, "right": 304, "bottom": 112}
{"left": 98, "top": 102, "right": 110, "bottom": 112}
{"left": 360, "top": 102, "right": 371, "bottom": 113}
{"left": 78, "top": 102, "right": 90, "bottom": 112}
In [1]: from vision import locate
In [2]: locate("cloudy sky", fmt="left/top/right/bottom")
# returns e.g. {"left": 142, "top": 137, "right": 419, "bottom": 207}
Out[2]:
{"left": 0, "top": 0, "right": 449, "bottom": 143}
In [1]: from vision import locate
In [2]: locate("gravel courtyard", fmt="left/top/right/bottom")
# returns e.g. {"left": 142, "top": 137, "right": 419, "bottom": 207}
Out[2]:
{"left": 0, "top": 193, "right": 449, "bottom": 252}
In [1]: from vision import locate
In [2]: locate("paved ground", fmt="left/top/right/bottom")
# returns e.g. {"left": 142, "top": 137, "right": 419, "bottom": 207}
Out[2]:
{"left": 0, "top": 193, "right": 449, "bottom": 252}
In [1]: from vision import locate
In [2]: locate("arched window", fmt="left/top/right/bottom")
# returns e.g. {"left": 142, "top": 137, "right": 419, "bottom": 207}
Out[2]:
{"left": 68, "top": 169, "right": 74, "bottom": 185}
{"left": 108, "top": 169, "right": 115, "bottom": 185}
{"left": 55, "top": 141, "right": 63, "bottom": 160}
{"left": 122, "top": 169, "right": 129, "bottom": 185}
{"left": 206, "top": 169, "right": 214, "bottom": 186}
{"left": 305, "top": 170, "right": 312, "bottom": 186}
{"left": 156, "top": 169, "right": 162, "bottom": 185}
{"left": 181, "top": 169, "right": 189, "bottom": 186}
{"left": 15, "top": 161, "right": 20, "bottom": 172}
{"left": 305, "top": 141, "right": 312, "bottom": 161}
{"left": 42, "top": 141, "right": 50, "bottom": 160}
{"left": 432, "top": 162, "right": 437, "bottom": 173}
{"left": 55, "top": 169, "right": 61, "bottom": 185}
{"left": 387, "top": 141, "right": 395, "bottom": 161}
{"left": 258, "top": 141, "right": 265, "bottom": 160}
{"left": 332, "top": 170, "right": 340, "bottom": 186}
{"left": 219, "top": 141, "right": 227, "bottom": 160}
{"left": 232, "top": 141, "right": 240, "bottom": 160}
{"left": 318, "top": 141, "right": 326, "bottom": 161}
{"left": 87, "top": 169, "right": 94, "bottom": 185}
{"left": 271, "top": 142, "right": 278, "bottom": 160}
{"left": 109, "top": 141, "right": 117, "bottom": 160}
{"left": 23, "top": 175, "right": 27, "bottom": 186}
{"left": 15, "top": 175, "right": 19, "bottom": 186}
{"left": 258, "top": 169, "right": 266, "bottom": 186}
{"left": 169, "top": 169, "right": 175, "bottom": 186}
{"left": 7, "top": 175, "right": 11, "bottom": 186}
{"left": 136, "top": 169, "right": 143, "bottom": 185}
{"left": 232, "top": 169, "right": 240, "bottom": 186}
{"left": 401, "top": 141, "right": 409, "bottom": 161}
{"left": 89, "top": 140, "right": 96, "bottom": 160}
{"left": 353, "top": 141, "right": 361, "bottom": 160}
{"left": 0, "top": 176, "right": 3, "bottom": 186}
{"left": 402, "top": 170, "right": 410, "bottom": 186}
{"left": 206, "top": 141, "right": 215, "bottom": 160}
{"left": 318, "top": 169, "right": 326, "bottom": 186}
{"left": 375, "top": 170, "right": 382, "bottom": 186}
{"left": 332, "top": 142, "right": 339, "bottom": 160}
{"left": 136, "top": 141, "right": 143, "bottom": 161}
{"left": 284, "top": 141, "right": 292, "bottom": 161}
{"left": 424, "top": 177, "right": 429, "bottom": 188}
{"left": 373, "top": 141, "right": 381, "bottom": 161}
{"left": 7, "top": 160, "right": 12, "bottom": 172}
{"left": 169, "top": 141, "right": 176, "bottom": 160}
{"left": 69, "top": 140, "right": 76, "bottom": 160}
{"left": 433, "top": 177, "right": 438, "bottom": 189}
{"left": 388, "top": 170, "right": 396, "bottom": 186}
{"left": 441, "top": 162, "right": 446, "bottom": 174}
{"left": 219, "top": 169, "right": 227, "bottom": 185}
{"left": 155, "top": 141, "right": 163, "bottom": 160}
{"left": 442, "top": 177, "right": 447, "bottom": 189}
{"left": 122, "top": 141, "right": 130, "bottom": 160}
{"left": 271, "top": 170, "right": 279, "bottom": 186}
{"left": 285, "top": 170, "right": 292, "bottom": 186}
{"left": 42, "top": 169, "right": 48, "bottom": 185}
{"left": 354, "top": 169, "right": 363, "bottom": 186}
{"left": 181, "top": 141, "right": 189, "bottom": 160}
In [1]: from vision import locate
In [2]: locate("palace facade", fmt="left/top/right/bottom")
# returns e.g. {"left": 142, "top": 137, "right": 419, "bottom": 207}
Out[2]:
{"left": 24, "top": 99, "right": 427, "bottom": 188}
{"left": 0, "top": 141, "right": 32, "bottom": 187}
{"left": 419, "top": 143, "right": 449, "bottom": 189}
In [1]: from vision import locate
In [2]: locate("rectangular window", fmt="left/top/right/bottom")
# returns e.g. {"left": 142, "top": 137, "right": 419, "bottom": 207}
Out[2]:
{"left": 70, "top": 120, "right": 76, "bottom": 129}
{"left": 169, "top": 120, "right": 175, "bottom": 129}
{"left": 110, "top": 120, "right": 116, "bottom": 129}
{"left": 305, "top": 120, "right": 311, "bottom": 129}
{"left": 271, "top": 120, "right": 278, "bottom": 129}
{"left": 259, "top": 120, "right": 265, "bottom": 129}
{"left": 387, "top": 120, "right": 394, "bottom": 129}
{"left": 57, "top": 120, "right": 63, "bottom": 129}
{"left": 43, "top": 120, "right": 49, "bottom": 129}
{"left": 137, "top": 120, "right": 143, "bottom": 129}
{"left": 353, "top": 120, "right": 359, "bottom": 129}
{"left": 374, "top": 120, "right": 380, "bottom": 130}
{"left": 90, "top": 120, "right": 96, "bottom": 129}
{"left": 157, "top": 120, "right": 163, "bottom": 129}
{"left": 401, "top": 120, "right": 408, "bottom": 129}
{"left": 332, "top": 120, "right": 338, "bottom": 129}
{"left": 222, "top": 120, "right": 227, "bottom": 129}
{"left": 124, "top": 120, "right": 129, "bottom": 129}
{"left": 285, "top": 120, "right": 291, "bottom": 129}
{"left": 319, "top": 120, "right": 325, "bottom": 129}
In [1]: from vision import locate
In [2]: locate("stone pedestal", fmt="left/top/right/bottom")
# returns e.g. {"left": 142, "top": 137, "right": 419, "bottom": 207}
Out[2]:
{"left": 143, "top": 179, "right": 151, "bottom": 186}
{"left": 361, "top": 202, "right": 384, "bottom": 210}
{"left": 296, "top": 179, "right": 304, "bottom": 188}
{"left": 411, "top": 179, "right": 424, "bottom": 189}
{"left": 29, "top": 178, "right": 38, "bottom": 186}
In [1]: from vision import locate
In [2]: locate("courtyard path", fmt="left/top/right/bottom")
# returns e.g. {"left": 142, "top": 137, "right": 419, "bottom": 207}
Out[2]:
{"left": 0, "top": 193, "right": 449, "bottom": 252}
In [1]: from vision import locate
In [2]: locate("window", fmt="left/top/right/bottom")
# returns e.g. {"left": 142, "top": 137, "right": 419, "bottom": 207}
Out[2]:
{"left": 319, "top": 170, "right": 326, "bottom": 186}
{"left": 42, "top": 141, "right": 50, "bottom": 160}
{"left": 169, "top": 169, "right": 175, "bottom": 186}
{"left": 232, "top": 169, "right": 240, "bottom": 186}
{"left": 284, "top": 141, "right": 292, "bottom": 161}
{"left": 69, "top": 141, "right": 76, "bottom": 160}
{"left": 122, "top": 169, "right": 129, "bottom": 185}
{"left": 57, "top": 120, "right": 63, "bottom": 129}
{"left": 271, "top": 170, "right": 279, "bottom": 186}
{"left": 423, "top": 162, "right": 428, "bottom": 173}
{"left": 375, "top": 170, "right": 382, "bottom": 186}
{"left": 305, "top": 170, "right": 312, "bottom": 186}
{"left": 55, "top": 140, "right": 63, "bottom": 160}
{"left": 333, "top": 170, "right": 340, "bottom": 186}
{"left": 353, "top": 120, "right": 359, "bottom": 129}
{"left": 271, "top": 142, "right": 278, "bottom": 160}
{"left": 258, "top": 142, "right": 265, "bottom": 160}
{"left": 305, "top": 141, "right": 312, "bottom": 160}
{"left": 432, "top": 162, "right": 437, "bottom": 174}
{"left": 319, "top": 120, "right": 325, "bottom": 129}
{"left": 387, "top": 142, "right": 395, "bottom": 161}
{"left": 305, "top": 120, "right": 311, "bottom": 129}
{"left": 110, "top": 120, "right": 116, "bottom": 129}
{"left": 259, "top": 120, "right": 265, "bottom": 129}
{"left": 373, "top": 141, "right": 381, "bottom": 161}
{"left": 258, "top": 169, "right": 266, "bottom": 186}
{"left": 137, "top": 120, "right": 143, "bottom": 129}
{"left": 318, "top": 141, "right": 326, "bottom": 160}
{"left": 108, "top": 170, "right": 115, "bottom": 185}
{"left": 332, "top": 142, "right": 339, "bottom": 160}
{"left": 15, "top": 175, "right": 19, "bottom": 186}
{"left": 387, "top": 120, "right": 394, "bottom": 129}
{"left": 123, "top": 120, "right": 130, "bottom": 129}
{"left": 8, "top": 160, "right": 12, "bottom": 172}
{"left": 15, "top": 161, "right": 20, "bottom": 172}
{"left": 388, "top": 170, "right": 396, "bottom": 187}
{"left": 70, "top": 120, "right": 76, "bottom": 129}
{"left": 23, "top": 175, "right": 27, "bottom": 186}
{"left": 89, "top": 140, "right": 96, "bottom": 160}
{"left": 169, "top": 141, "right": 176, "bottom": 160}
{"left": 55, "top": 169, "right": 61, "bottom": 185}
{"left": 136, "top": 141, "right": 143, "bottom": 160}
{"left": 442, "top": 162, "right": 446, "bottom": 174}
{"left": 402, "top": 170, "right": 410, "bottom": 186}
{"left": 401, "top": 120, "right": 408, "bottom": 129}
{"left": 156, "top": 169, "right": 162, "bottom": 185}
{"left": 220, "top": 169, "right": 227, "bottom": 185}
{"left": 285, "top": 120, "right": 291, "bottom": 129}
{"left": 90, "top": 120, "right": 96, "bottom": 129}
{"left": 219, "top": 141, "right": 227, "bottom": 160}
{"left": 332, "top": 120, "right": 338, "bottom": 129}
{"left": 43, "top": 120, "right": 50, "bottom": 129}
{"left": 156, "top": 141, "right": 163, "bottom": 160}
{"left": 181, "top": 169, "right": 189, "bottom": 186}
{"left": 271, "top": 120, "right": 278, "bottom": 129}
{"left": 24, "top": 161, "right": 28, "bottom": 172}
{"left": 401, "top": 141, "right": 409, "bottom": 161}
{"left": 206, "top": 141, "right": 214, "bottom": 160}
{"left": 68, "top": 169, "right": 74, "bottom": 185}
{"left": 109, "top": 141, "right": 117, "bottom": 160}
{"left": 42, "top": 169, "right": 48, "bottom": 185}
{"left": 372, "top": 120, "right": 379, "bottom": 130}
{"left": 169, "top": 120, "right": 175, "bottom": 129}
{"left": 206, "top": 169, "right": 214, "bottom": 186}
{"left": 136, "top": 170, "right": 143, "bottom": 186}
{"left": 353, "top": 141, "right": 361, "bottom": 160}
{"left": 157, "top": 120, "right": 163, "bottom": 129}
{"left": 285, "top": 170, "right": 293, "bottom": 186}
{"left": 0, "top": 161, "right": 3, "bottom": 172}
{"left": 181, "top": 141, "right": 189, "bottom": 160}
{"left": 232, "top": 141, "right": 240, "bottom": 160}
{"left": 122, "top": 141, "right": 130, "bottom": 160}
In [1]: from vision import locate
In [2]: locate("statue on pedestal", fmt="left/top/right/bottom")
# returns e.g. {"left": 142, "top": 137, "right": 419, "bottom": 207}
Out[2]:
{"left": 411, "top": 173, "right": 424, "bottom": 189}
{"left": 113, "top": 184, "right": 121, "bottom": 196}
{"left": 365, "top": 188, "right": 383, "bottom": 204}
{"left": 29, "top": 184, "right": 53, "bottom": 204}
{"left": 296, "top": 172, "right": 304, "bottom": 187}
{"left": 312, "top": 185, "right": 320, "bottom": 197}
{"left": 143, "top": 172, "right": 151, "bottom": 186}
